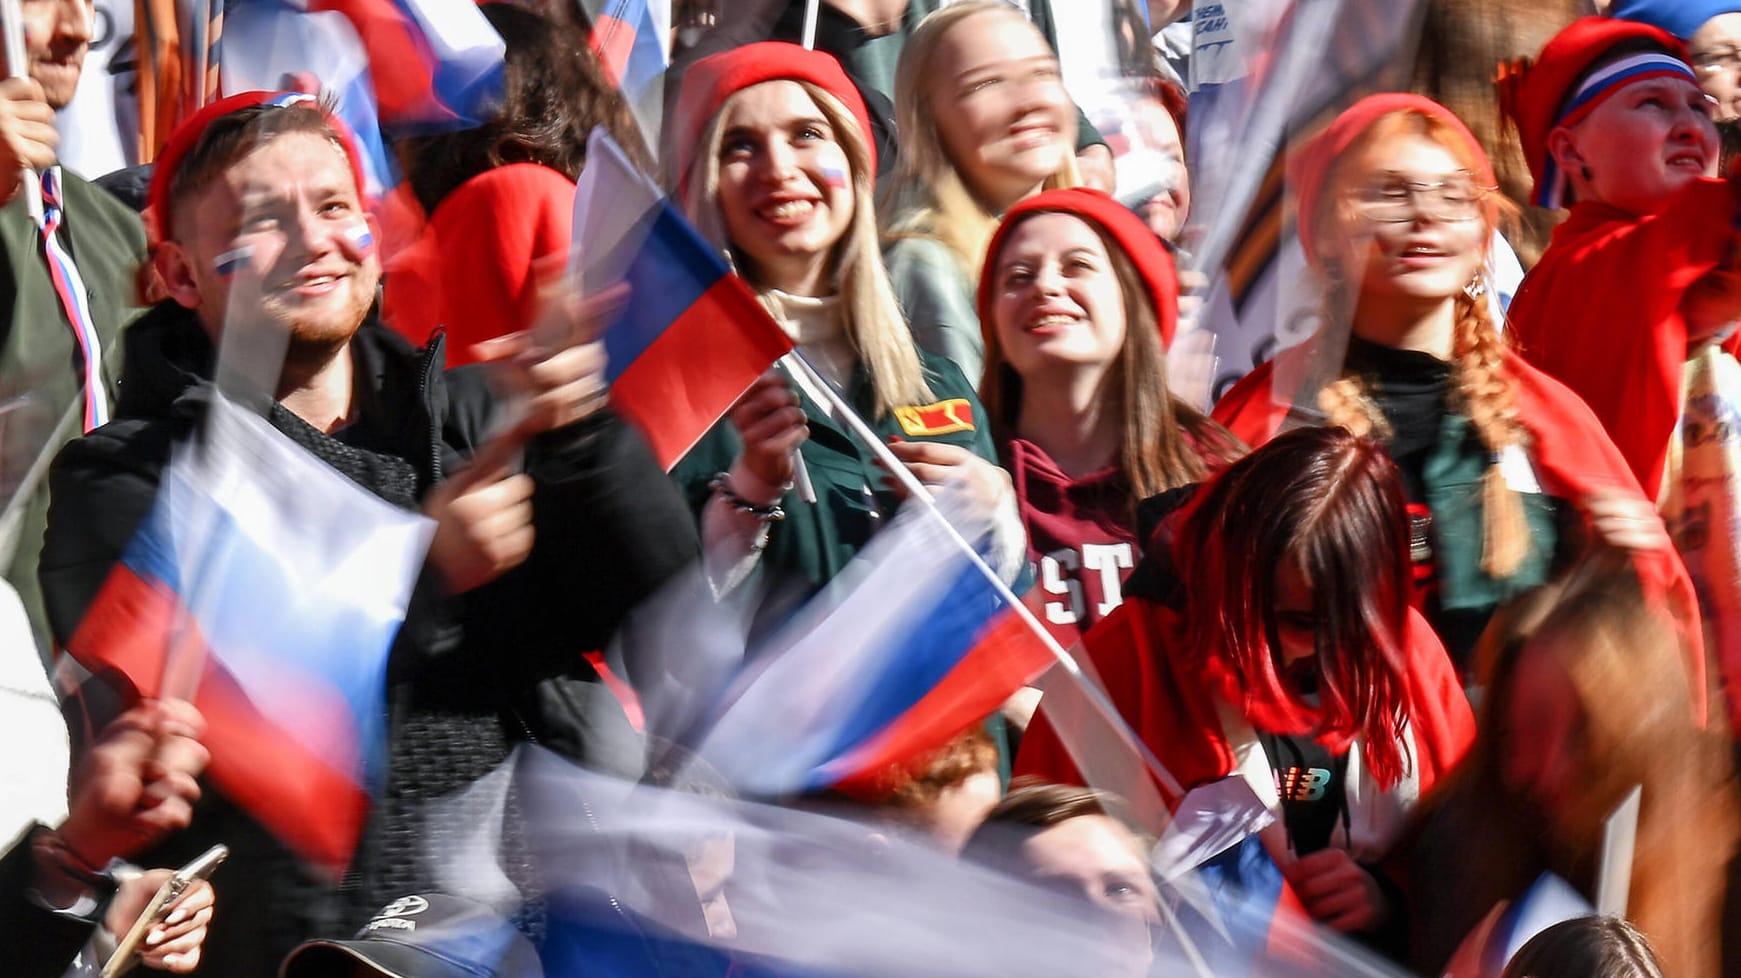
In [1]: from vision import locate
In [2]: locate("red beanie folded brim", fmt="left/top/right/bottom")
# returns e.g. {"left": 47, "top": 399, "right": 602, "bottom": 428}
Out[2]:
{"left": 146, "top": 91, "right": 371, "bottom": 247}
{"left": 977, "top": 187, "right": 1180, "bottom": 350}
{"left": 672, "top": 42, "right": 875, "bottom": 197}
{"left": 1498, "top": 16, "right": 1689, "bottom": 209}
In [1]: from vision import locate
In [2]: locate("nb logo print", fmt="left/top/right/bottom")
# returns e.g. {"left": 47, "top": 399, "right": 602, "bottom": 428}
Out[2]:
{"left": 1277, "top": 767, "right": 1332, "bottom": 803}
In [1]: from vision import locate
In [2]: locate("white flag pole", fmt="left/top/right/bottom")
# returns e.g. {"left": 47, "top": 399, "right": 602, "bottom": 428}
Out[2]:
{"left": 1596, "top": 784, "right": 1642, "bottom": 917}
{"left": 801, "top": 0, "right": 819, "bottom": 49}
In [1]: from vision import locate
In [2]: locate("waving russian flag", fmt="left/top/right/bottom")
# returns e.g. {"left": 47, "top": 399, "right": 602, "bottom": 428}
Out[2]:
{"left": 694, "top": 504, "right": 1054, "bottom": 796}
{"left": 63, "top": 397, "right": 433, "bottom": 873}
{"left": 573, "top": 129, "right": 793, "bottom": 469}
{"left": 221, "top": 0, "right": 503, "bottom": 197}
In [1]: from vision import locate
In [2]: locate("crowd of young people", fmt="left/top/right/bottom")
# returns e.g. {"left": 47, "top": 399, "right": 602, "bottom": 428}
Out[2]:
{"left": 4, "top": 1, "right": 1741, "bottom": 976}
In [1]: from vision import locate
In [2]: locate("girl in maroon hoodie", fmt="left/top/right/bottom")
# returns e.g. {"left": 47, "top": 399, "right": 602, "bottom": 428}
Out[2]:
{"left": 977, "top": 188, "right": 1238, "bottom": 648}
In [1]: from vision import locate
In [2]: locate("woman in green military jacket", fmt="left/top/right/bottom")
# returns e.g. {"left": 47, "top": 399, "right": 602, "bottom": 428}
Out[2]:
{"left": 668, "top": 42, "right": 1025, "bottom": 597}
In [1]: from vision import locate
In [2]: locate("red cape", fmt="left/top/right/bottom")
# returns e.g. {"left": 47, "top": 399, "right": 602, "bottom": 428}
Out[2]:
{"left": 1210, "top": 347, "right": 1709, "bottom": 724}
{"left": 1507, "top": 179, "right": 1741, "bottom": 497}
{"left": 1015, "top": 600, "right": 1474, "bottom": 802}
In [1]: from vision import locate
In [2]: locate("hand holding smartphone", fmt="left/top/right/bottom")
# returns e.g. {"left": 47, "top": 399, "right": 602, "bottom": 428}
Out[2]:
{"left": 102, "top": 844, "right": 227, "bottom": 978}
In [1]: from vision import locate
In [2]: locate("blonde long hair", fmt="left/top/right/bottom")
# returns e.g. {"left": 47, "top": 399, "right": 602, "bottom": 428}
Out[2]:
{"left": 881, "top": 1, "right": 1080, "bottom": 283}
{"left": 1313, "top": 108, "right": 1531, "bottom": 578}
{"left": 681, "top": 81, "right": 931, "bottom": 417}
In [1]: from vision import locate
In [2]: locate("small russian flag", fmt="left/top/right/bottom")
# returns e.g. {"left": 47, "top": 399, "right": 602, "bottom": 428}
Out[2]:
{"left": 573, "top": 129, "right": 793, "bottom": 470}
{"left": 694, "top": 504, "right": 1053, "bottom": 796}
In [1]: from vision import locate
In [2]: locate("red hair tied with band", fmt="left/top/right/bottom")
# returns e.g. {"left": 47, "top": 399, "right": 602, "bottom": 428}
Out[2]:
{"left": 977, "top": 187, "right": 1181, "bottom": 349}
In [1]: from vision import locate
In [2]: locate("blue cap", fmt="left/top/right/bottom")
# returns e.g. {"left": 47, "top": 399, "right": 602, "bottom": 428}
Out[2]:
{"left": 1610, "top": 0, "right": 1741, "bottom": 40}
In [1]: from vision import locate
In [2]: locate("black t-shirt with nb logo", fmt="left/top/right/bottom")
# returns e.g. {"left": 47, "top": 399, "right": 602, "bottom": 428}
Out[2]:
{"left": 1257, "top": 728, "right": 1349, "bottom": 856}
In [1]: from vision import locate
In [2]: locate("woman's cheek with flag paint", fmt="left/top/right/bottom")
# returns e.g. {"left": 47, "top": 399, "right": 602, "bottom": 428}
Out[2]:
{"left": 817, "top": 142, "right": 850, "bottom": 191}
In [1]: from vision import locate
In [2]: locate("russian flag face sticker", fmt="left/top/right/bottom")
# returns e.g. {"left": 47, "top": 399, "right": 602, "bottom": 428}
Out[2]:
{"left": 214, "top": 246, "right": 256, "bottom": 278}
{"left": 817, "top": 143, "right": 850, "bottom": 190}
{"left": 343, "top": 223, "right": 375, "bottom": 253}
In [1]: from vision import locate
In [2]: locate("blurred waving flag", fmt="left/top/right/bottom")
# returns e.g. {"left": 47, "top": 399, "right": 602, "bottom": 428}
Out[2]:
{"left": 572, "top": 128, "right": 793, "bottom": 469}
{"left": 581, "top": 0, "right": 670, "bottom": 159}
{"left": 694, "top": 503, "right": 1055, "bottom": 796}
{"left": 1180, "top": 0, "right": 1427, "bottom": 405}
{"left": 1187, "top": 835, "right": 1311, "bottom": 971}
{"left": 221, "top": 0, "right": 506, "bottom": 194}
{"left": 63, "top": 396, "right": 433, "bottom": 872}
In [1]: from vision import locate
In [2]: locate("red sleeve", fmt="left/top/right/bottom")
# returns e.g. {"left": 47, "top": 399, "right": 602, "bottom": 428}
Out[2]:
{"left": 427, "top": 164, "right": 577, "bottom": 366}
{"left": 1014, "top": 600, "right": 1233, "bottom": 800}
{"left": 1508, "top": 179, "right": 1741, "bottom": 495}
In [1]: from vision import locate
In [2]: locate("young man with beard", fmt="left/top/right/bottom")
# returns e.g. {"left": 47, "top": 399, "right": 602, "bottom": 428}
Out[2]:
{"left": 37, "top": 92, "right": 699, "bottom": 976}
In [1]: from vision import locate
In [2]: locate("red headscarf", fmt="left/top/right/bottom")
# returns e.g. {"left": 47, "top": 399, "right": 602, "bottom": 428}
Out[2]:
{"left": 671, "top": 42, "right": 875, "bottom": 198}
{"left": 1291, "top": 93, "right": 1497, "bottom": 271}
{"left": 976, "top": 188, "right": 1181, "bottom": 349}
{"left": 146, "top": 91, "right": 370, "bottom": 247}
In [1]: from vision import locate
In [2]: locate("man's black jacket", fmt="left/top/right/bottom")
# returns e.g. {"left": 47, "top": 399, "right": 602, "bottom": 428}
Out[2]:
{"left": 37, "top": 300, "right": 700, "bottom": 976}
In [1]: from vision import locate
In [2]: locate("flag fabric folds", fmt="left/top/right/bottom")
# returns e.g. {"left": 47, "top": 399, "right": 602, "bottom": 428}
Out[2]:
{"left": 1180, "top": 834, "right": 1318, "bottom": 977}
{"left": 298, "top": 0, "right": 504, "bottom": 132}
{"left": 572, "top": 128, "right": 794, "bottom": 470}
{"left": 694, "top": 503, "right": 1055, "bottom": 796}
{"left": 221, "top": 1, "right": 399, "bottom": 196}
{"left": 220, "top": 0, "right": 505, "bottom": 195}
{"left": 63, "top": 396, "right": 433, "bottom": 872}
{"left": 580, "top": 0, "right": 671, "bottom": 157}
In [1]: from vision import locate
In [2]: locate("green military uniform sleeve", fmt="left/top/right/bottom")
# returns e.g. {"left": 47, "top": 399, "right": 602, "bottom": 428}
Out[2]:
{"left": 1, "top": 174, "right": 147, "bottom": 664}
{"left": 669, "top": 353, "right": 999, "bottom": 592}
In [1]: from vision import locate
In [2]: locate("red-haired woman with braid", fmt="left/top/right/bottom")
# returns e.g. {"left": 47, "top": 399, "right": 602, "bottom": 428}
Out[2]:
{"left": 1212, "top": 94, "right": 1702, "bottom": 696}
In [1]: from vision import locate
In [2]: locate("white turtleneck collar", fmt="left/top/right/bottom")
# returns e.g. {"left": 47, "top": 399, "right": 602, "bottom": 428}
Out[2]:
{"left": 765, "top": 288, "right": 857, "bottom": 395}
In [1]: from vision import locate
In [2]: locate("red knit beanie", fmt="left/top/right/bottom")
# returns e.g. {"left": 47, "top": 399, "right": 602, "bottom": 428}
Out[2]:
{"left": 1497, "top": 16, "right": 1692, "bottom": 209}
{"left": 977, "top": 188, "right": 1180, "bottom": 350}
{"left": 146, "top": 91, "right": 370, "bottom": 247}
{"left": 1290, "top": 93, "right": 1497, "bottom": 270}
{"left": 671, "top": 42, "right": 875, "bottom": 197}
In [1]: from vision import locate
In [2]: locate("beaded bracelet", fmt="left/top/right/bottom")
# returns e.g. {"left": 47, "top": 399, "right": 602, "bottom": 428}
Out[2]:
{"left": 709, "top": 472, "right": 786, "bottom": 522}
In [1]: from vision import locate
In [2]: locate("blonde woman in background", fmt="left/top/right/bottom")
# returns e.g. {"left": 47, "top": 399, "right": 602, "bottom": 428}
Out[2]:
{"left": 880, "top": 0, "right": 1080, "bottom": 382}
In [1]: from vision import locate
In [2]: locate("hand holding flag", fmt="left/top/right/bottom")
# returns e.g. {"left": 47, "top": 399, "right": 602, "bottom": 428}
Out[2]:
{"left": 726, "top": 372, "right": 808, "bottom": 492}
{"left": 884, "top": 439, "right": 1015, "bottom": 513}
{"left": 0, "top": 77, "right": 56, "bottom": 192}
{"left": 58, "top": 698, "right": 210, "bottom": 866}
{"left": 422, "top": 426, "right": 536, "bottom": 597}
{"left": 1283, "top": 848, "right": 1390, "bottom": 934}
{"left": 571, "top": 128, "right": 794, "bottom": 469}
{"left": 470, "top": 276, "right": 627, "bottom": 440}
